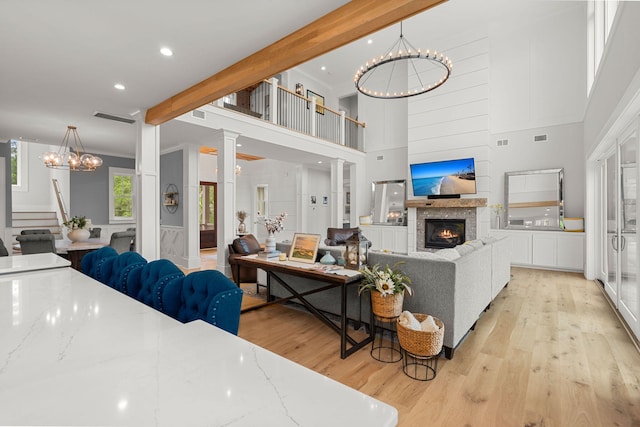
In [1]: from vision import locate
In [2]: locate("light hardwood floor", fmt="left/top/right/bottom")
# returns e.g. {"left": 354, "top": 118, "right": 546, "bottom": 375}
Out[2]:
{"left": 192, "top": 251, "right": 640, "bottom": 426}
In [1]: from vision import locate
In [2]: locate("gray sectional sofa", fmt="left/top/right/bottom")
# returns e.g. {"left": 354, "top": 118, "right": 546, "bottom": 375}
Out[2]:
{"left": 274, "top": 235, "right": 511, "bottom": 359}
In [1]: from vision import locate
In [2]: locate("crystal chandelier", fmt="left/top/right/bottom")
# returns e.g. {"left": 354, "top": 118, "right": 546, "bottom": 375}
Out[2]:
{"left": 354, "top": 23, "right": 452, "bottom": 99}
{"left": 41, "top": 125, "right": 103, "bottom": 171}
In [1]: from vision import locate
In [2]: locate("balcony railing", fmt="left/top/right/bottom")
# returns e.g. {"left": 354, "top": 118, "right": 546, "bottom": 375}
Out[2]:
{"left": 214, "top": 79, "right": 365, "bottom": 150}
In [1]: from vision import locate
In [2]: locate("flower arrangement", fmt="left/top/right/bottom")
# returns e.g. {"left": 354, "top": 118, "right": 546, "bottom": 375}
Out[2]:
{"left": 489, "top": 203, "right": 504, "bottom": 215}
{"left": 358, "top": 262, "right": 412, "bottom": 297}
{"left": 63, "top": 215, "right": 92, "bottom": 230}
{"left": 236, "top": 210, "right": 247, "bottom": 222}
{"left": 264, "top": 211, "right": 287, "bottom": 234}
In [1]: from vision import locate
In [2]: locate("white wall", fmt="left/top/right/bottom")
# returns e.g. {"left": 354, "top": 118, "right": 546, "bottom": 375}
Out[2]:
{"left": 284, "top": 68, "right": 339, "bottom": 111}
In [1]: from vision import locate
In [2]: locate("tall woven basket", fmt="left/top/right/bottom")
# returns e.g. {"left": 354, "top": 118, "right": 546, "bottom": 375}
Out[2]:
{"left": 396, "top": 313, "right": 444, "bottom": 357}
{"left": 370, "top": 291, "right": 404, "bottom": 319}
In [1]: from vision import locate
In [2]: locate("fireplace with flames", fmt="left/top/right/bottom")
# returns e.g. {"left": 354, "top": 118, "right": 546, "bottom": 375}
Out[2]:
{"left": 425, "top": 219, "right": 466, "bottom": 248}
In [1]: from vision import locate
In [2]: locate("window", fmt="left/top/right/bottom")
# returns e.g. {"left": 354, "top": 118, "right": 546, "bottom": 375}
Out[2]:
{"left": 10, "top": 140, "right": 28, "bottom": 192}
{"left": 109, "top": 167, "right": 135, "bottom": 223}
{"left": 587, "top": 0, "right": 619, "bottom": 94}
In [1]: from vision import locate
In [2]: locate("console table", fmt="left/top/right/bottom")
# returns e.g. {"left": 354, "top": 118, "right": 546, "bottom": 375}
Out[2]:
{"left": 234, "top": 255, "right": 373, "bottom": 359}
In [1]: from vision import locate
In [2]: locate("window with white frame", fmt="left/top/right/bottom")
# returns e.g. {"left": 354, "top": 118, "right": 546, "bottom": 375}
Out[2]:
{"left": 587, "top": 0, "right": 619, "bottom": 95}
{"left": 109, "top": 167, "right": 135, "bottom": 223}
{"left": 10, "top": 140, "right": 28, "bottom": 192}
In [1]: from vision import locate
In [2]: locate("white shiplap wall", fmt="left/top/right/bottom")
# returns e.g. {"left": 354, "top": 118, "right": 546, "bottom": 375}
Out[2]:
{"left": 408, "top": 32, "right": 491, "bottom": 247}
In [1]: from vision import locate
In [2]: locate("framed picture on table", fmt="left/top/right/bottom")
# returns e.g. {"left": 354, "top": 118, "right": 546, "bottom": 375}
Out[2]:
{"left": 288, "top": 233, "right": 321, "bottom": 264}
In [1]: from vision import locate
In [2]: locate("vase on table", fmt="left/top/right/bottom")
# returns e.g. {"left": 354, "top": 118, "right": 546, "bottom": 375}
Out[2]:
{"left": 265, "top": 231, "right": 276, "bottom": 253}
{"left": 67, "top": 228, "right": 90, "bottom": 242}
{"left": 238, "top": 221, "right": 247, "bottom": 234}
{"left": 320, "top": 251, "right": 336, "bottom": 265}
{"left": 370, "top": 291, "right": 404, "bottom": 319}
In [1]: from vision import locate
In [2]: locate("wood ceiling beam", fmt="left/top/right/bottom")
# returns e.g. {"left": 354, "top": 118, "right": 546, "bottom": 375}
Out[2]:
{"left": 145, "top": 0, "right": 447, "bottom": 125}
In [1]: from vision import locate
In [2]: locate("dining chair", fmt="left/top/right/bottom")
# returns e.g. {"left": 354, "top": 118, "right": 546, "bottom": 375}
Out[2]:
{"left": 89, "top": 227, "right": 101, "bottom": 238}
{"left": 16, "top": 234, "right": 57, "bottom": 255}
{"left": 87, "top": 246, "right": 119, "bottom": 281}
{"left": 0, "top": 238, "right": 9, "bottom": 257}
{"left": 130, "top": 259, "right": 184, "bottom": 310}
{"left": 109, "top": 230, "right": 136, "bottom": 254}
{"left": 162, "top": 270, "right": 243, "bottom": 335}
{"left": 20, "top": 229, "right": 52, "bottom": 235}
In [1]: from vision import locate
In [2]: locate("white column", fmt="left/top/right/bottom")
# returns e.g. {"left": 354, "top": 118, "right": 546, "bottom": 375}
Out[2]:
{"left": 135, "top": 116, "right": 160, "bottom": 261}
{"left": 269, "top": 77, "right": 279, "bottom": 124}
{"left": 183, "top": 145, "right": 201, "bottom": 269}
{"left": 310, "top": 98, "right": 317, "bottom": 137}
{"left": 217, "top": 129, "right": 240, "bottom": 277}
{"left": 330, "top": 158, "right": 345, "bottom": 227}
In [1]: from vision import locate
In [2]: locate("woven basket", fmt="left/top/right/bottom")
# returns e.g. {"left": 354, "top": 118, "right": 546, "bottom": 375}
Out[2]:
{"left": 397, "top": 313, "right": 444, "bottom": 357}
{"left": 371, "top": 291, "right": 404, "bottom": 319}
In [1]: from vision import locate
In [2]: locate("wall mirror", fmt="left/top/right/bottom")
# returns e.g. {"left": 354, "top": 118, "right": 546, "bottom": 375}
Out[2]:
{"left": 371, "top": 180, "right": 407, "bottom": 226}
{"left": 505, "top": 168, "right": 564, "bottom": 230}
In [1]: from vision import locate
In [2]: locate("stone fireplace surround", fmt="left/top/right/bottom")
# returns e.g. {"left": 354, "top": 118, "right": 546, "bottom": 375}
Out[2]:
{"left": 407, "top": 198, "right": 487, "bottom": 252}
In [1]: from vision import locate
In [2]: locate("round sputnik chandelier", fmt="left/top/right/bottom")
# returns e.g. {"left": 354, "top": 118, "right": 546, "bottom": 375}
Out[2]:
{"left": 354, "top": 23, "right": 452, "bottom": 99}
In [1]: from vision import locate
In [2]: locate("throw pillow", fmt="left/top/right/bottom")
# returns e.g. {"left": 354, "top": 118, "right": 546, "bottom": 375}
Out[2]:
{"left": 436, "top": 248, "right": 461, "bottom": 260}
{"left": 455, "top": 244, "right": 475, "bottom": 256}
{"left": 480, "top": 236, "right": 498, "bottom": 244}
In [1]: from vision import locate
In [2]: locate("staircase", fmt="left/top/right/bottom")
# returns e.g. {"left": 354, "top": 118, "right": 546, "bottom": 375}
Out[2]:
{"left": 12, "top": 211, "right": 63, "bottom": 240}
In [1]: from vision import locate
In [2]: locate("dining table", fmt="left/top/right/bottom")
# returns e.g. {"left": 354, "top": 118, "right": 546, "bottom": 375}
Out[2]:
{"left": 13, "top": 237, "right": 109, "bottom": 271}
{"left": 0, "top": 259, "right": 398, "bottom": 426}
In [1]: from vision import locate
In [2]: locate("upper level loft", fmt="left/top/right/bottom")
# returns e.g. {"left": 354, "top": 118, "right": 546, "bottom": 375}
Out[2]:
{"left": 209, "top": 78, "right": 365, "bottom": 152}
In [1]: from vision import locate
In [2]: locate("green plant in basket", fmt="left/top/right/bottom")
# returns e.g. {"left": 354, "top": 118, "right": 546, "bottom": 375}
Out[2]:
{"left": 358, "top": 262, "right": 412, "bottom": 297}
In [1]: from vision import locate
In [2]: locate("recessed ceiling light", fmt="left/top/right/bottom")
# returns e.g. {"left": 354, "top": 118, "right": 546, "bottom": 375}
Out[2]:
{"left": 114, "top": 83, "right": 125, "bottom": 90}
{"left": 367, "top": 39, "right": 373, "bottom": 44}
{"left": 236, "top": 143, "right": 242, "bottom": 147}
{"left": 160, "top": 47, "right": 173, "bottom": 57}
{"left": 321, "top": 66, "right": 326, "bottom": 71}
{"left": 317, "top": 161, "right": 323, "bottom": 164}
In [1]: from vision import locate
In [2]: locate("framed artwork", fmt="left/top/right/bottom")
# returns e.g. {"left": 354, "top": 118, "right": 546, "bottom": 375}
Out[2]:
{"left": 306, "top": 90, "right": 325, "bottom": 115}
{"left": 310, "top": 195, "right": 317, "bottom": 206}
{"left": 288, "top": 233, "right": 321, "bottom": 264}
{"left": 322, "top": 195, "right": 329, "bottom": 206}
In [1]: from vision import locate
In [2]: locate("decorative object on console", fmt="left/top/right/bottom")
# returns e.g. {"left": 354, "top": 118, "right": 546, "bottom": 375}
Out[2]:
{"left": 263, "top": 211, "right": 287, "bottom": 253}
{"left": 63, "top": 215, "right": 92, "bottom": 242}
{"left": 344, "top": 231, "right": 370, "bottom": 270}
{"left": 236, "top": 210, "right": 248, "bottom": 234}
{"left": 320, "top": 251, "right": 336, "bottom": 265}
{"left": 41, "top": 125, "right": 103, "bottom": 172}
{"left": 288, "top": 233, "right": 321, "bottom": 264}
{"left": 355, "top": 22, "right": 451, "bottom": 100}
{"left": 489, "top": 203, "right": 504, "bottom": 229}
{"left": 358, "top": 262, "right": 412, "bottom": 318}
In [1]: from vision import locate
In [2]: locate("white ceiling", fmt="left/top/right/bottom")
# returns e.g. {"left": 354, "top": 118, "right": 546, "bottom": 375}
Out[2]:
{"left": 0, "top": 0, "right": 579, "bottom": 164}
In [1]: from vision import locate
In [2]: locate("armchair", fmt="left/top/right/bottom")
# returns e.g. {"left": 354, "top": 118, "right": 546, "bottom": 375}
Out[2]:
{"left": 163, "top": 270, "right": 244, "bottom": 335}
{"left": 228, "top": 234, "right": 262, "bottom": 285}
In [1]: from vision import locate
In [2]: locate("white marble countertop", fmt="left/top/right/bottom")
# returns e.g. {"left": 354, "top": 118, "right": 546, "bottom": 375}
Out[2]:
{"left": 0, "top": 267, "right": 398, "bottom": 426}
{"left": 0, "top": 252, "right": 70, "bottom": 274}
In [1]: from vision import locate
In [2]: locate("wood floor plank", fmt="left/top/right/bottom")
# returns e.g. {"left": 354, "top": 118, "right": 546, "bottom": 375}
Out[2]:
{"left": 217, "top": 259, "right": 640, "bottom": 427}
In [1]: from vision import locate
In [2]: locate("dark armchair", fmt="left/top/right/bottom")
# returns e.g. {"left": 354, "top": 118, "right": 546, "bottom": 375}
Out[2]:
{"left": 228, "top": 234, "right": 262, "bottom": 285}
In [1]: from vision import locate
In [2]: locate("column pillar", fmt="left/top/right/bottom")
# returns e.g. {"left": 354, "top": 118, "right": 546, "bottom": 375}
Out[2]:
{"left": 330, "top": 158, "right": 345, "bottom": 227}
{"left": 135, "top": 115, "right": 160, "bottom": 261}
{"left": 217, "top": 129, "right": 240, "bottom": 277}
{"left": 183, "top": 144, "right": 201, "bottom": 269}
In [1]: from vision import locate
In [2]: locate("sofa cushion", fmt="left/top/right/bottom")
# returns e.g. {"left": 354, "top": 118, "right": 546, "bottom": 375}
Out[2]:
{"left": 455, "top": 244, "right": 475, "bottom": 256}
{"left": 467, "top": 239, "right": 484, "bottom": 249}
{"left": 232, "top": 234, "right": 261, "bottom": 255}
{"left": 436, "top": 248, "right": 461, "bottom": 260}
{"left": 408, "top": 251, "right": 444, "bottom": 260}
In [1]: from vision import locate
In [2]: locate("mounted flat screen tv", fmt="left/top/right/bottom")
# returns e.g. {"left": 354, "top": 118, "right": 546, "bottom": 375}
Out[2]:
{"left": 410, "top": 157, "right": 477, "bottom": 198}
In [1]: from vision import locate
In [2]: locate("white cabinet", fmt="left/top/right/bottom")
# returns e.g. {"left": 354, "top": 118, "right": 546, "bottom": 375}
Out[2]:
{"left": 491, "top": 229, "right": 584, "bottom": 272}
{"left": 360, "top": 225, "right": 408, "bottom": 253}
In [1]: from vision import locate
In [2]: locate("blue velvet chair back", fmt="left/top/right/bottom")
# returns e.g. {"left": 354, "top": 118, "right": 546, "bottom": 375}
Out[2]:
{"left": 106, "top": 252, "right": 147, "bottom": 292}
{"left": 133, "top": 259, "right": 184, "bottom": 311}
{"left": 163, "top": 270, "right": 243, "bottom": 335}
{"left": 88, "top": 246, "right": 119, "bottom": 280}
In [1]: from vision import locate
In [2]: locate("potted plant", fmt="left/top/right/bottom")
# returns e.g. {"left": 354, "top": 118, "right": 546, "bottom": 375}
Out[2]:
{"left": 358, "top": 262, "right": 412, "bottom": 318}
{"left": 263, "top": 212, "right": 287, "bottom": 253}
{"left": 63, "top": 215, "right": 93, "bottom": 242}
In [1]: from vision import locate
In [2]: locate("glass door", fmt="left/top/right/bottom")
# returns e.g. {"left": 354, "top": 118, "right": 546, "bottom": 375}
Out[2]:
{"left": 619, "top": 128, "right": 639, "bottom": 335}
{"left": 604, "top": 153, "right": 618, "bottom": 302}
{"left": 199, "top": 182, "right": 217, "bottom": 249}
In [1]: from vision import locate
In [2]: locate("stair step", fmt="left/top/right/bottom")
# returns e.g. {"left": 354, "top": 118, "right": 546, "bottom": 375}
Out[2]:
{"left": 12, "top": 219, "right": 61, "bottom": 227}
{"left": 12, "top": 211, "right": 58, "bottom": 220}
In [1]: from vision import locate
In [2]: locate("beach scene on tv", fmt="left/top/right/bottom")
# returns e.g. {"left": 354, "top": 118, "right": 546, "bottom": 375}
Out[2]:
{"left": 410, "top": 158, "right": 476, "bottom": 197}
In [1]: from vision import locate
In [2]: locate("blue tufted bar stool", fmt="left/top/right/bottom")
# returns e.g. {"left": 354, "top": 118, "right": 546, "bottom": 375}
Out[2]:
{"left": 86, "top": 246, "right": 119, "bottom": 280}
{"left": 105, "top": 252, "right": 147, "bottom": 293}
{"left": 163, "top": 270, "right": 244, "bottom": 335}
{"left": 131, "top": 259, "right": 184, "bottom": 311}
